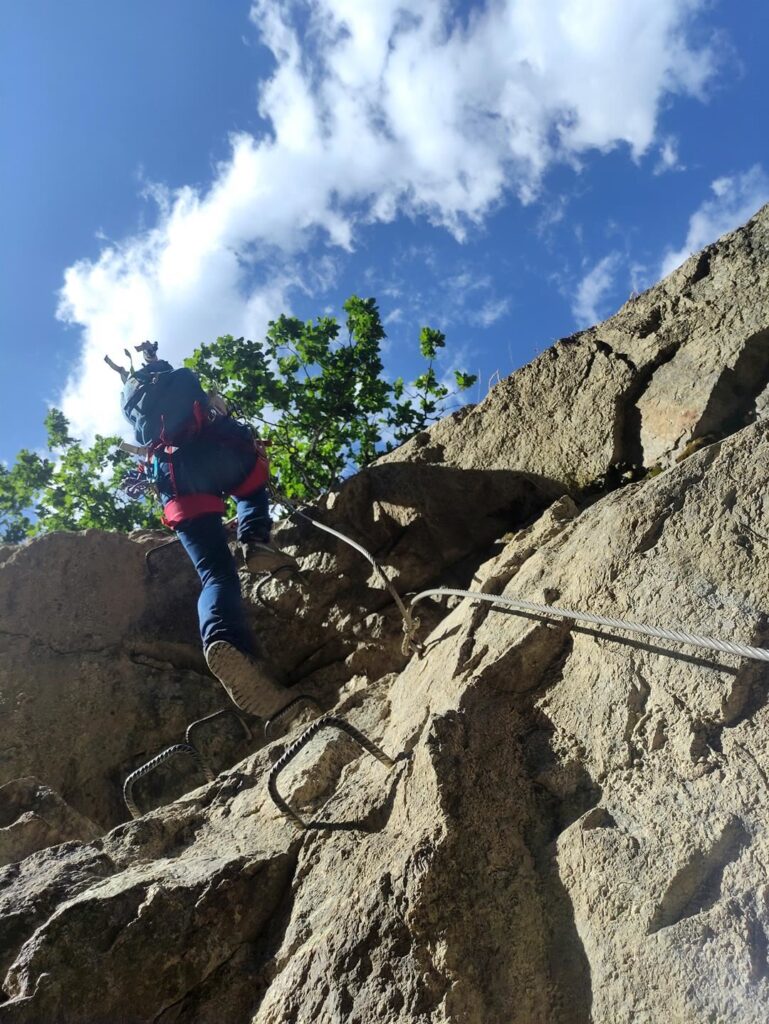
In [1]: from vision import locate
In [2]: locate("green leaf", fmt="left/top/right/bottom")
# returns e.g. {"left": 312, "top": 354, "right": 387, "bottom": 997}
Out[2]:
{"left": 44, "top": 408, "right": 76, "bottom": 449}
{"left": 454, "top": 371, "right": 478, "bottom": 390}
{"left": 419, "top": 326, "right": 446, "bottom": 359}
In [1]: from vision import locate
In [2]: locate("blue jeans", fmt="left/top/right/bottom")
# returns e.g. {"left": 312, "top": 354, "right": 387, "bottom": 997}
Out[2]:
{"left": 176, "top": 491, "right": 269, "bottom": 651}
{"left": 155, "top": 416, "right": 273, "bottom": 650}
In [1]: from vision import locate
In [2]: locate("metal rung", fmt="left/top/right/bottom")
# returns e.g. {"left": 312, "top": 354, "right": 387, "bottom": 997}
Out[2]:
{"left": 254, "top": 566, "right": 304, "bottom": 619}
{"left": 144, "top": 536, "right": 179, "bottom": 575}
{"left": 264, "top": 695, "right": 323, "bottom": 741}
{"left": 185, "top": 708, "right": 252, "bottom": 748}
{"left": 123, "top": 743, "right": 215, "bottom": 819}
{"left": 268, "top": 715, "right": 396, "bottom": 829}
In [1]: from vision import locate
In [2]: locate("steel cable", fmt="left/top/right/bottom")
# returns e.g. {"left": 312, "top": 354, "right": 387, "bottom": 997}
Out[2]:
{"left": 410, "top": 587, "right": 769, "bottom": 663}
{"left": 272, "top": 492, "right": 424, "bottom": 654}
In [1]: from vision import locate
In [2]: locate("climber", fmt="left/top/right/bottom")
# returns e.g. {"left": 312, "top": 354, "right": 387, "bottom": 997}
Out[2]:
{"left": 108, "top": 340, "right": 297, "bottom": 719}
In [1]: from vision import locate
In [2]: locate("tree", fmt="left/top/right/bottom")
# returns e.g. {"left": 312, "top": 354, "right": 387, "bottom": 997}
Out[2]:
{"left": 0, "top": 449, "right": 55, "bottom": 542}
{"left": 0, "top": 296, "right": 476, "bottom": 540}
{"left": 0, "top": 412, "right": 158, "bottom": 542}
{"left": 187, "top": 295, "right": 476, "bottom": 499}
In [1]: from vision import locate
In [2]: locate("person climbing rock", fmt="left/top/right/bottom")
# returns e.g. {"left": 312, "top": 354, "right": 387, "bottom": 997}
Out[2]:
{"left": 108, "top": 341, "right": 297, "bottom": 718}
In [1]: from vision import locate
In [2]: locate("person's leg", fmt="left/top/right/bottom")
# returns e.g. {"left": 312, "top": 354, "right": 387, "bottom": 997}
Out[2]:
{"left": 154, "top": 443, "right": 291, "bottom": 717}
{"left": 215, "top": 431, "right": 298, "bottom": 573}
{"left": 236, "top": 485, "right": 271, "bottom": 543}
{"left": 175, "top": 513, "right": 252, "bottom": 652}
{"left": 236, "top": 485, "right": 300, "bottom": 574}
{"left": 175, "top": 513, "right": 290, "bottom": 716}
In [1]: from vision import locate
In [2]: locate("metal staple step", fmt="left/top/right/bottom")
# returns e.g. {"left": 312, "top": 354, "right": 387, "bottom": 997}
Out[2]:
{"left": 123, "top": 743, "right": 215, "bottom": 819}
{"left": 268, "top": 714, "right": 396, "bottom": 829}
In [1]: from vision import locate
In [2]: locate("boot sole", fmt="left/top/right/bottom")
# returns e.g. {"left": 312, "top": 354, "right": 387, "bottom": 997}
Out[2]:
{"left": 205, "top": 642, "right": 289, "bottom": 718}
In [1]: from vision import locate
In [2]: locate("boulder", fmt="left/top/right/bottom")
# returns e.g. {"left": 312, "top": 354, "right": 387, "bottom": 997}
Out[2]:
{"left": 0, "top": 531, "right": 234, "bottom": 828}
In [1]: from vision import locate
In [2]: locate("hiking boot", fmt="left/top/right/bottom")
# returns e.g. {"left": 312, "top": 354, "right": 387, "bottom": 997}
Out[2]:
{"left": 240, "top": 540, "right": 299, "bottom": 575}
{"left": 204, "top": 641, "right": 290, "bottom": 718}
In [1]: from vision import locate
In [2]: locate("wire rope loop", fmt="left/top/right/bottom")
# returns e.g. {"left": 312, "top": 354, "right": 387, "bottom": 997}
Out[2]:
{"left": 145, "top": 536, "right": 180, "bottom": 576}
{"left": 253, "top": 566, "right": 304, "bottom": 620}
{"left": 268, "top": 714, "right": 396, "bottom": 829}
{"left": 185, "top": 709, "right": 252, "bottom": 748}
{"left": 123, "top": 743, "right": 215, "bottom": 819}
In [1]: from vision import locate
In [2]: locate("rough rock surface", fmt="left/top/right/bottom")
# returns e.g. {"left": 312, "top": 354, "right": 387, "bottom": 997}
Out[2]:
{"left": 1, "top": 206, "right": 769, "bottom": 1022}
{"left": 0, "top": 778, "right": 100, "bottom": 867}
{"left": 385, "top": 203, "right": 769, "bottom": 486}
{"left": 0, "top": 531, "right": 231, "bottom": 828}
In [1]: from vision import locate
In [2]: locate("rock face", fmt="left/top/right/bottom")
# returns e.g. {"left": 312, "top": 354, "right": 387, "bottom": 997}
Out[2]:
{"left": 1, "top": 206, "right": 769, "bottom": 1022}
{"left": 0, "top": 778, "right": 100, "bottom": 867}
{"left": 386, "top": 204, "right": 769, "bottom": 487}
{"left": 0, "top": 531, "right": 231, "bottom": 829}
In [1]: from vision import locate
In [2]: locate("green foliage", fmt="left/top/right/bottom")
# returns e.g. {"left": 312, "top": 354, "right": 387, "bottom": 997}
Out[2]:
{"left": 454, "top": 370, "right": 476, "bottom": 390}
{"left": 35, "top": 435, "right": 159, "bottom": 535}
{"left": 0, "top": 425, "right": 158, "bottom": 542}
{"left": 1, "top": 295, "right": 477, "bottom": 538}
{"left": 187, "top": 295, "right": 477, "bottom": 499}
{"left": 418, "top": 326, "right": 445, "bottom": 359}
{"left": 0, "top": 450, "right": 54, "bottom": 542}
{"left": 44, "top": 408, "right": 75, "bottom": 449}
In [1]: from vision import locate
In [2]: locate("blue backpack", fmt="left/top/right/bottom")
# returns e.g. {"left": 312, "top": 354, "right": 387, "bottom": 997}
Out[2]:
{"left": 121, "top": 361, "right": 208, "bottom": 447}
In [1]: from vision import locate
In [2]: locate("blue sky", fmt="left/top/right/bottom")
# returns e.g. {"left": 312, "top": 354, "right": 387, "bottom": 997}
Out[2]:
{"left": 2, "top": 0, "right": 769, "bottom": 463}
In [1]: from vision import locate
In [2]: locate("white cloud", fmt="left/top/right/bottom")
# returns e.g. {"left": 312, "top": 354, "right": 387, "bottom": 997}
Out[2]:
{"left": 58, "top": 0, "right": 718, "bottom": 441}
{"left": 572, "top": 252, "right": 622, "bottom": 326}
{"left": 382, "top": 263, "right": 510, "bottom": 333}
{"left": 654, "top": 135, "right": 684, "bottom": 175}
{"left": 536, "top": 193, "right": 569, "bottom": 236}
{"left": 446, "top": 271, "right": 492, "bottom": 293}
{"left": 629, "top": 261, "right": 652, "bottom": 295}
{"left": 472, "top": 297, "right": 511, "bottom": 328}
{"left": 384, "top": 307, "right": 404, "bottom": 325}
{"left": 659, "top": 164, "right": 769, "bottom": 278}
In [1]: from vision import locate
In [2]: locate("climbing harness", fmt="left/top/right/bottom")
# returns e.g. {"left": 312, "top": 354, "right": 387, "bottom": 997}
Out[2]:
{"left": 123, "top": 743, "right": 215, "bottom": 819}
{"left": 272, "top": 492, "right": 424, "bottom": 657}
{"left": 410, "top": 588, "right": 769, "bottom": 663}
{"left": 267, "top": 714, "right": 397, "bottom": 829}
